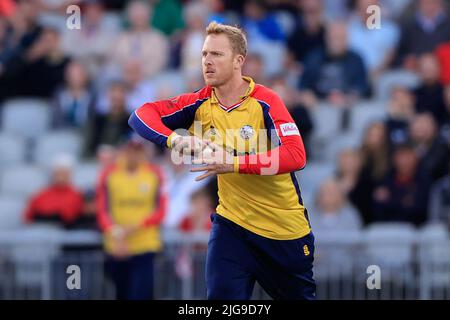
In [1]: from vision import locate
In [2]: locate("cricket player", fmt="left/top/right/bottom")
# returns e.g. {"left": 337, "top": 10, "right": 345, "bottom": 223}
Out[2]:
{"left": 129, "top": 22, "right": 315, "bottom": 300}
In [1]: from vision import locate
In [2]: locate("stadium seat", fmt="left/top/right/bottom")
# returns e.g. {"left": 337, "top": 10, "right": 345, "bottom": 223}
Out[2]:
{"left": 150, "top": 71, "right": 187, "bottom": 97}
{"left": 375, "top": 69, "right": 420, "bottom": 101}
{"left": 323, "top": 132, "right": 362, "bottom": 162}
{"left": 1, "top": 99, "right": 51, "bottom": 140}
{"left": 0, "top": 165, "right": 49, "bottom": 199}
{"left": 8, "top": 226, "right": 62, "bottom": 289}
{"left": 297, "top": 162, "right": 336, "bottom": 195}
{"left": 0, "top": 196, "right": 26, "bottom": 230}
{"left": 418, "top": 223, "right": 450, "bottom": 264}
{"left": 72, "top": 162, "right": 100, "bottom": 192}
{"left": 0, "top": 133, "right": 27, "bottom": 167}
{"left": 349, "top": 100, "right": 387, "bottom": 137}
{"left": 34, "top": 130, "right": 82, "bottom": 166}
{"left": 417, "top": 224, "right": 450, "bottom": 297}
{"left": 309, "top": 104, "right": 344, "bottom": 160}
{"left": 365, "top": 222, "right": 417, "bottom": 268}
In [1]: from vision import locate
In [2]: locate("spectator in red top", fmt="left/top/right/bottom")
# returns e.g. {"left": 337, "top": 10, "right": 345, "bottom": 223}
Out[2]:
{"left": 0, "top": 0, "right": 16, "bottom": 17}
{"left": 179, "top": 188, "right": 214, "bottom": 233}
{"left": 435, "top": 41, "right": 450, "bottom": 85}
{"left": 23, "top": 154, "right": 84, "bottom": 226}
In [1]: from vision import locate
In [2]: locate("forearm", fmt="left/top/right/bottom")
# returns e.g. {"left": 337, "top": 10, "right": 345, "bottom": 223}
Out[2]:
{"left": 236, "top": 138, "right": 306, "bottom": 175}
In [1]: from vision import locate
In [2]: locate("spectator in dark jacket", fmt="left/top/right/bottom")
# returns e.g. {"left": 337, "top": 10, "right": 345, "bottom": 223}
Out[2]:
{"left": 409, "top": 113, "right": 449, "bottom": 181}
{"left": 372, "top": 142, "right": 431, "bottom": 226}
{"left": 385, "top": 86, "right": 416, "bottom": 146}
{"left": 299, "top": 21, "right": 370, "bottom": 107}
{"left": 83, "top": 81, "right": 131, "bottom": 158}
{"left": 287, "top": 0, "right": 325, "bottom": 65}
{"left": 413, "top": 54, "right": 446, "bottom": 124}
{"left": 53, "top": 60, "right": 96, "bottom": 129}
{"left": 1, "top": 26, "right": 70, "bottom": 99}
{"left": 397, "top": 0, "right": 450, "bottom": 69}
{"left": 428, "top": 161, "right": 450, "bottom": 228}
{"left": 351, "top": 122, "right": 391, "bottom": 225}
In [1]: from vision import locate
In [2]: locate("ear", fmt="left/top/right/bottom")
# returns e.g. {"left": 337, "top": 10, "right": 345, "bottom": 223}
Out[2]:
{"left": 234, "top": 54, "right": 245, "bottom": 70}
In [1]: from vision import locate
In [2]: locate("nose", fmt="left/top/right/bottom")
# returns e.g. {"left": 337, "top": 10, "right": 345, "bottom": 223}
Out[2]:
{"left": 203, "top": 55, "right": 213, "bottom": 67}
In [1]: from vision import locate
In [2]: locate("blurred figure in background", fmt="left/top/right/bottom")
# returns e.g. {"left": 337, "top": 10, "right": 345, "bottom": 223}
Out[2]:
{"left": 24, "top": 154, "right": 84, "bottom": 227}
{"left": 97, "top": 140, "right": 167, "bottom": 300}
{"left": 287, "top": 0, "right": 325, "bottom": 70}
{"left": 67, "top": 190, "right": 98, "bottom": 230}
{"left": 435, "top": 39, "right": 450, "bottom": 85}
{"left": 1, "top": 25, "right": 70, "bottom": 98}
{"left": 53, "top": 60, "right": 95, "bottom": 129}
{"left": 373, "top": 142, "right": 431, "bottom": 226}
{"left": 299, "top": 21, "right": 370, "bottom": 108}
{"left": 347, "top": 0, "right": 400, "bottom": 79}
{"left": 242, "top": 52, "right": 268, "bottom": 86}
{"left": 96, "top": 144, "right": 117, "bottom": 169}
{"left": 162, "top": 149, "right": 211, "bottom": 229}
{"left": 83, "top": 81, "right": 131, "bottom": 158}
{"left": 413, "top": 54, "right": 446, "bottom": 124}
{"left": 121, "top": 58, "right": 156, "bottom": 114}
{"left": 180, "top": 1, "right": 208, "bottom": 77}
{"left": 428, "top": 160, "right": 450, "bottom": 228}
{"left": 110, "top": 0, "right": 168, "bottom": 79}
{"left": 61, "top": 0, "right": 115, "bottom": 77}
{"left": 353, "top": 122, "right": 391, "bottom": 225}
{"left": 335, "top": 148, "right": 363, "bottom": 197}
{"left": 385, "top": 86, "right": 416, "bottom": 145}
{"left": 242, "top": 0, "right": 286, "bottom": 76}
{"left": 270, "top": 75, "right": 314, "bottom": 154}
{"left": 397, "top": 0, "right": 450, "bottom": 70}
{"left": 310, "top": 179, "right": 362, "bottom": 233}
{"left": 409, "top": 112, "right": 449, "bottom": 181}
{"left": 150, "top": 0, "right": 185, "bottom": 37}
{"left": 0, "top": 0, "right": 43, "bottom": 100}
{"left": 179, "top": 188, "right": 214, "bottom": 233}
{"left": 440, "top": 84, "right": 450, "bottom": 143}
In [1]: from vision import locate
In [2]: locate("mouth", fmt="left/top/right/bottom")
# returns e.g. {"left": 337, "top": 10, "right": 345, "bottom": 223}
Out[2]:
{"left": 205, "top": 70, "right": 215, "bottom": 75}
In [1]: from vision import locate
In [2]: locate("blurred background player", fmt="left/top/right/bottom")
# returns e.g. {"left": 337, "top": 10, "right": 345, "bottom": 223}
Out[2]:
{"left": 96, "top": 140, "right": 167, "bottom": 300}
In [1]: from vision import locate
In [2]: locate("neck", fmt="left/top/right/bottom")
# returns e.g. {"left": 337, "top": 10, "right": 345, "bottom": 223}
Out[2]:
{"left": 213, "top": 74, "right": 248, "bottom": 106}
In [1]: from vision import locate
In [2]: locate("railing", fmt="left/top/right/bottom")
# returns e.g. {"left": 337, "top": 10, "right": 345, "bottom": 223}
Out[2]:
{"left": 0, "top": 226, "right": 449, "bottom": 299}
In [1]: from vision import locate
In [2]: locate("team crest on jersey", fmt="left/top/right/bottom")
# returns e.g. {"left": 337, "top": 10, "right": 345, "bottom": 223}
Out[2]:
{"left": 239, "top": 125, "right": 254, "bottom": 140}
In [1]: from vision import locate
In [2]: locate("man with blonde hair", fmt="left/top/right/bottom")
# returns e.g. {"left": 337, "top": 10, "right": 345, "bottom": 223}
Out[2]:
{"left": 129, "top": 22, "right": 315, "bottom": 300}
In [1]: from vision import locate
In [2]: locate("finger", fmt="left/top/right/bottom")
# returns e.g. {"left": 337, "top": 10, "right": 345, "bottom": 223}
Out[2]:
{"left": 190, "top": 165, "right": 215, "bottom": 172}
{"left": 195, "top": 170, "right": 217, "bottom": 182}
{"left": 206, "top": 141, "right": 221, "bottom": 151}
{"left": 192, "top": 156, "right": 216, "bottom": 165}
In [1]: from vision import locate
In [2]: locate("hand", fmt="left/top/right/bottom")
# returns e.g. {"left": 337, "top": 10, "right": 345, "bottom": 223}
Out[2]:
{"left": 172, "top": 135, "right": 206, "bottom": 156}
{"left": 190, "top": 142, "right": 235, "bottom": 181}
{"left": 122, "top": 224, "right": 139, "bottom": 237}
{"left": 111, "top": 238, "right": 130, "bottom": 259}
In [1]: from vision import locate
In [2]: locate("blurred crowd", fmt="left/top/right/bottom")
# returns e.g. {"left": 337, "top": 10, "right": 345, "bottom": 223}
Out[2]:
{"left": 0, "top": 0, "right": 450, "bottom": 265}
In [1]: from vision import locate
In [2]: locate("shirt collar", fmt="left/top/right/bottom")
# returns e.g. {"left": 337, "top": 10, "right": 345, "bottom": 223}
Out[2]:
{"left": 210, "top": 76, "right": 255, "bottom": 106}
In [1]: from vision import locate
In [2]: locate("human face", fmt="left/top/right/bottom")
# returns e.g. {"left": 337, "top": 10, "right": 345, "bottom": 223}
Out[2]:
{"left": 53, "top": 167, "right": 72, "bottom": 186}
{"left": 202, "top": 34, "right": 242, "bottom": 87}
